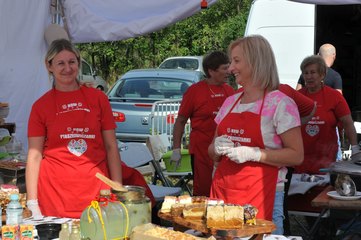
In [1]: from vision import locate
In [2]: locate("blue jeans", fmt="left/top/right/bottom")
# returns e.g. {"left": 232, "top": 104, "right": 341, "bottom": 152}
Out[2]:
{"left": 272, "top": 191, "right": 284, "bottom": 235}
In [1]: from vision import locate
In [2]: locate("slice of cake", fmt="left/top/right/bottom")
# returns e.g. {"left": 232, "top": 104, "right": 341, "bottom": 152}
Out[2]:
{"left": 191, "top": 196, "right": 208, "bottom": 204}
{"left": 224, "top": 205, "right": 244, "bottom": 227}
{"left": 178, "top": 195, "right": 192, "bottom": 205}
{"left": 206, "top": 205, "right": 225, "bottom": 228}
{"left": 171, "top": 203, "right": 185, "bottom": 217}
{"left": 160, "top": 196, "right": 177, "bottom": 213}
{"left": 182, "top": 203, "right": 207, "bottom": 220}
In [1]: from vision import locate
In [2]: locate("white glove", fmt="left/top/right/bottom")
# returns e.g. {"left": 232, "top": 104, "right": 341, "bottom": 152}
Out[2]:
{"left": 170, "top": 148, "right": 182, "bottom": 170}
{"left": 224, "top": 146, "right": 261, "bottom": 164}
{"left": 214, "top": 135, "right": 234, "bottom": 156}
{"left": 351, "top": 145, "right": 360, "bottom": 156}
{"left": 27, "top": 199, "right": 44, "bottom": 220}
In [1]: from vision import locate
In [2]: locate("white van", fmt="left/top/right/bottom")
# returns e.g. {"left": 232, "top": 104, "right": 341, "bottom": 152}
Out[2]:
{"left": 79, "top": 60, "right": 108, "bottom": 92}
{"left": 245, "top": 0, "right": 361, "bottom": 110}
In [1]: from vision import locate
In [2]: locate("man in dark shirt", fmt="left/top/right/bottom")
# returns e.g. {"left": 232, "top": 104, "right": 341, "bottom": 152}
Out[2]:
{"left": 296, "top": 43, "right": 342, "bottom": 94}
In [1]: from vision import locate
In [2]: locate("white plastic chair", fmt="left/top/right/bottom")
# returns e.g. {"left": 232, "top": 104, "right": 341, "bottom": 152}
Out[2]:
{"left": 118, "top": 142, "right": 182, "bottom": 202}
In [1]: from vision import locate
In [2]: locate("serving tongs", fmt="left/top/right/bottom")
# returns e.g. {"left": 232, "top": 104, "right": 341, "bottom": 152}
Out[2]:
{"left": 95, "top": 172, "right": 128, "bottom": 192}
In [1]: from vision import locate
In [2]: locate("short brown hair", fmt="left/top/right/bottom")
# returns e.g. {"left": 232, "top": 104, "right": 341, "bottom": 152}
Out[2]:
{"left": 300, "top": 55, "right": 327, "bottom": 76}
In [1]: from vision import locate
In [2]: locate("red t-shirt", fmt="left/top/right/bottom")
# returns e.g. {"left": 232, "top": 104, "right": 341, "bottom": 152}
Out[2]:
{"left": 279, "top": 84, "right": 314, "bottom": 117}
{"left": 296, "top": 86, "right": 350, "bottom": 174}
{"left": 28, "top": 86, "right": 116, "bottom": 218}
{"left": 178, "top": 81, "right": 235, "bottom": 153}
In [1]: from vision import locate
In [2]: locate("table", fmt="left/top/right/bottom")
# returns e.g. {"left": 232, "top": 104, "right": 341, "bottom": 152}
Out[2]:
{"left": 312, "top": 185, "right": 361, "bottom": 210}
{"left": 311, "top": 185, "right": 361, "bottom": 238}
{"left": 0, "top": 159, "right": 26, "bottom": 192}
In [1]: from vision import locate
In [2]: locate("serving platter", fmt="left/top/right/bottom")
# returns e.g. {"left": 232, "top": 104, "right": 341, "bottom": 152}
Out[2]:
{"left": 158, "top": 212, "right": 276, "bottom": 238}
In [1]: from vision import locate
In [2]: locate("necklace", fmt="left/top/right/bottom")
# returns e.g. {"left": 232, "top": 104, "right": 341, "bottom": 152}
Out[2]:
{"left": 208, "top": 83, "right": 225, "bottom": 98}
{"left": 207, "top": 82, "right": 228, "bottom": 116}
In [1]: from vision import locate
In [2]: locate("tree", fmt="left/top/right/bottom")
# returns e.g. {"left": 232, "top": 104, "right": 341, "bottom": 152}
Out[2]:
{"left": 77, "top": 0, "right": 252, "bottom": 85}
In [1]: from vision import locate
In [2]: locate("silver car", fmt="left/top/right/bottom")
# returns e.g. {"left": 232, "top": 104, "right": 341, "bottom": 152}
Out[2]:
{"left": 159, "top": 56, "right": 204, "bottom": 74}
{"left": 107, "top": 68, "right": 205, "bottom": 142}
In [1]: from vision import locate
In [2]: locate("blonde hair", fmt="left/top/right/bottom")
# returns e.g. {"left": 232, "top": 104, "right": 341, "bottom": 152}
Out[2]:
{"left": 228, "top": 35, "right": 279, "bottom": 90}
{"left": 45, "top": 39, "right": 81, "bottom": 83}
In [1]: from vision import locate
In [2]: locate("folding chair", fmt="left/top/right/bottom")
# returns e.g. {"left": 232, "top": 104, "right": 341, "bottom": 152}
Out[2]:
{"left": 118, "top": 142, "right": 182, "bottom": 202}
{"left": 149, "top": 99, "right": 193, "bottom": 195}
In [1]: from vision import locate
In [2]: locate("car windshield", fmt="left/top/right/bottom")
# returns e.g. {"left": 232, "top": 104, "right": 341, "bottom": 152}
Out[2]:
{"left": 159, "top": 59, "right": 199, "bottom": 71}
{"left": 114, "top": 78, "right": 192, "bottom": 99}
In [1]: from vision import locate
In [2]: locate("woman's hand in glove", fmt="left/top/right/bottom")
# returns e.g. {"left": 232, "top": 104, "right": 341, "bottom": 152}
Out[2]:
{"left": 170, "top": 148, "right": 182, "bottom": 170}
{"left": 224, "top": 146, "right": 261, "bottom": 164}
{"left": 214, "top": 135, "right": 234, "bottom": 156}
{"left": 27, "top": 199, "right": 44, "bottom": 220}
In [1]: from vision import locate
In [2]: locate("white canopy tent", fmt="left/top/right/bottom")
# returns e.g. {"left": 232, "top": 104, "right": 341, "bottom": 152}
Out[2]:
{"left": 0, "top": 0, "right": 217, "bottom": 149}
{"left": 0, "top": 0, "right": 360, "bottom": 149}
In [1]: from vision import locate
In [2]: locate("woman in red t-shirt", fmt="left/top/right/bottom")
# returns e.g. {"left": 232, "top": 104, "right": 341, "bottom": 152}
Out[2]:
{"left": 296, "top": 55, "right": 359, "bottom": 174}
{"left": 26, "top": 39, "right": 123, "bottom": 218}
{"left": 170, "top": 51, "right": 235, "bottom": 197}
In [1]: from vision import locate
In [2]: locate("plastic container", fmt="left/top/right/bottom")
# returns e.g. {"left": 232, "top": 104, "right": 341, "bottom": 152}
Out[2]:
{"left": 163, "top": 149, "right": 192, "bottom": 172}
{"left": 6, "top": 193, "right": 23, "bottom": 225}
{"left": 112, "top": 185, "right": 151, "bottom": 235}
{"left": 80, "top": 191, "right": 129, "bottom": 240}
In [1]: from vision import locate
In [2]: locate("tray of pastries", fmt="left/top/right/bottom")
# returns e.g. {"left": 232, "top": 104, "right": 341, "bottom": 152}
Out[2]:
{"left": 158, "top": 195, "right": 276, "bottom": 238}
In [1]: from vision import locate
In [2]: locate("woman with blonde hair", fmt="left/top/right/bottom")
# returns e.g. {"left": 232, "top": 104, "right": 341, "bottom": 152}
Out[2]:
{"left": 208, "top": 35, "right": 304, "bottom": 220}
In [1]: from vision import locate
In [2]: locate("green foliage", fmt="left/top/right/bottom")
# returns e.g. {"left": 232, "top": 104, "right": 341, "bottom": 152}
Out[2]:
{"left": 76, "top": 0, "right": 252, "bottom": 86}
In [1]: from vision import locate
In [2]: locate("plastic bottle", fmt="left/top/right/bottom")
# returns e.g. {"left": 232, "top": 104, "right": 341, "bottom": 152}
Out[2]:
{"left": 5, "top": 133, "right": 22, "bottom": 156}
{"left": 6, "top": 193, "right": 23, "bottom": 225}
{"left": 69, "top": 224, "right": 81, "bottom": 240}
{"left": 59, "top": 223, "right": 70, "bottom": 240}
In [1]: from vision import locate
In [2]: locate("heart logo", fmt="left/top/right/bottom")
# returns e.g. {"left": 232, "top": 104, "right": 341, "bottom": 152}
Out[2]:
{"left": 67, "top": 139, "right": 87, "bottom": 157}
{"left": 305, "top": 125, "right": 319, "bottom": 137}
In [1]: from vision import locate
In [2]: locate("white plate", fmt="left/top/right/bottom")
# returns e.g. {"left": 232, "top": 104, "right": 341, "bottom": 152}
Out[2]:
{"left": 327, "top": 191, "right": 361, "bottom": 200}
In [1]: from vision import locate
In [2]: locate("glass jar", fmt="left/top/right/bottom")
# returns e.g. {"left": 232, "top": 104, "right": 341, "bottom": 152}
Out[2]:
{"left": 112, "top": 185, "right": 152, "bottom": 235}
{"left": 80, "top": 190, "right": 129, "bottom": 240}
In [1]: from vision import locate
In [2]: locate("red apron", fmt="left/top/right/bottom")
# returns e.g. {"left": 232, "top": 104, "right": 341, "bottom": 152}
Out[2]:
{"left": 295, "top": 88, "right": 338, "bottom": 174}
{"left": 210, "top": 93, "right": 278, "bottom": 220}
{"left": 38, "top": 88, "right": 109, "bottom": 218}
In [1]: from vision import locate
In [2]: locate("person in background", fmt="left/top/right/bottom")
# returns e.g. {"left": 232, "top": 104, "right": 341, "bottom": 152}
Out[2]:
{"left": 296, "top": 43, "right": 342, "bottom": 94}
{"left": 26, "top": 39, "right": 123, "bottom": 218}
{"left": 170, "top": 51, "right": 235, "bottom": 197}
{"left": 208, "top": 35, "right": 304, "bottom": 220}
{"left": 296, "top": 44, "right": 345, "bottom": 162}
{"left": 295, "top": 55, "right": 359, "bottom": 174}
